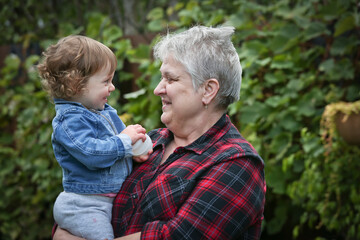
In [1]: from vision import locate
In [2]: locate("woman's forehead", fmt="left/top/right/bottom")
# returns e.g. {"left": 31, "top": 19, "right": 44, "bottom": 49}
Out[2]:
{"left": 160, "top": 56, "right": 184, "bottom": 72}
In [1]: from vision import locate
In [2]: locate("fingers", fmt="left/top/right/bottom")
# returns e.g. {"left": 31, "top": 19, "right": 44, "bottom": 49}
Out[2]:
{"left": 121, "top": 124, "right": 148, "bottom": 144}
{"left": 133, "top": 149, "right": 153, "bottom": 163}
{"left": 132, "top": 125, "right": 146, "bottom": 141}
{"left": 134, "top": 124, "right": 146, "bottom": 133}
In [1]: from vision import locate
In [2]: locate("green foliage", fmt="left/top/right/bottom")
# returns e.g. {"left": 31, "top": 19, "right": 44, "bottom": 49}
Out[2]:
{"left": 290, "top": 129, "right": 360, "bottom": 239}
{"left": 0, "top": 0, "right": 359, "bottom": 239}
{"left": 221, "top": 0, "right": 359, "bottom": 239}
{"left": 0, "top": 54, "right": 61, "bottom": 239}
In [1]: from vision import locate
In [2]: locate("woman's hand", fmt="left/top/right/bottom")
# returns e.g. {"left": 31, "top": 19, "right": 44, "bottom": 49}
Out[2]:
{"left": 53, "top": 227, "right": 85, "bottom": 240}
{"left": 133, "top": 149, "right": 153, "bottom": 163}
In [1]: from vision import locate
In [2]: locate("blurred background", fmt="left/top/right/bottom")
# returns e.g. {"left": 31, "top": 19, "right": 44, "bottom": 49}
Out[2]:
{"left": 0, "top": 0, "right": 359, "bottom": 239}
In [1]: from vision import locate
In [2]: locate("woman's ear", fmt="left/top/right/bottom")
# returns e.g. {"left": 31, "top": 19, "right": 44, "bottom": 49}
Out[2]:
{"left": 202, "top": 78, "right": 219, "bottom": 105}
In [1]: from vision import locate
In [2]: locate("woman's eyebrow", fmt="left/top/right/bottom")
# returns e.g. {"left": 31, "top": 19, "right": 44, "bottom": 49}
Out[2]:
{"left": 162, "top": 71, "right": 180, "bottom": 79}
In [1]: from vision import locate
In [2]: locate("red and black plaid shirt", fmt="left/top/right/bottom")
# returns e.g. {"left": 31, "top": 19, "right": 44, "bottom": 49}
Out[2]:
{"left": 112, "top": 114, "right": 266, "bottom": 239}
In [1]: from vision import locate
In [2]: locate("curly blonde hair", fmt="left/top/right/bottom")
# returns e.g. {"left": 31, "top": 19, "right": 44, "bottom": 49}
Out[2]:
{"left": 37, "top": 35, "right": 117, "bottom": 99}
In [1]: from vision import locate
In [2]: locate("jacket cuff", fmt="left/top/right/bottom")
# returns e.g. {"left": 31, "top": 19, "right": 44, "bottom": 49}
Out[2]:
{"left": 116, "top": 133, "right": 133, "bottom": 157}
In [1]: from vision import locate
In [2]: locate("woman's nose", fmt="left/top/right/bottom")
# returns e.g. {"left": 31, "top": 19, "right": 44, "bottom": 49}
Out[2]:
{"left": 154, "top": 80, "right": 165, "bottom": 96}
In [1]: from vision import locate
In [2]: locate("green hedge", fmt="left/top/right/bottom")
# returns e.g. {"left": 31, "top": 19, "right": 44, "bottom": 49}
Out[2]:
{"left": 0, "top": 0, "right": 359, "bottom": 239}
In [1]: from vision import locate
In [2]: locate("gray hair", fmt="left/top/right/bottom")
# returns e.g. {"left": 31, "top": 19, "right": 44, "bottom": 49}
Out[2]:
{"left": 153, "top": 25, "right": 242, "bottom": 109}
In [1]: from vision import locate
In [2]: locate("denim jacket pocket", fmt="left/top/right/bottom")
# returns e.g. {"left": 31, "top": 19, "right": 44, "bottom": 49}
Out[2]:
{"left": 105, "top": 158, "right": 132, "bottom": 184}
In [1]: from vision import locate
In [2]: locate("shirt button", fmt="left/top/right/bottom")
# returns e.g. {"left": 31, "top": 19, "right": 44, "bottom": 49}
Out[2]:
{"left": 131, "top": 193, "right": 138, "bottom": 199}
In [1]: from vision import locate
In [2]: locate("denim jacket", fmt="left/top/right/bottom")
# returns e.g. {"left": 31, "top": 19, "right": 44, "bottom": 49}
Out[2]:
{"left": 52, "top": 99, "right": 133, "bottom": 194}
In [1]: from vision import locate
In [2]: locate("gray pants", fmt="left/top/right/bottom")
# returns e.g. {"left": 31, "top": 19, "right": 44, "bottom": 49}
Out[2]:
{"left": 53, "top": 191, "right": 114, "bottom": 240}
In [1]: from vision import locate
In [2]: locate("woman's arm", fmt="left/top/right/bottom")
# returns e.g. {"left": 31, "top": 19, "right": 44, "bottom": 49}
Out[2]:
{"left": 53, "top": 227, "right": 139, "bottom": 240}
{"left": 53, "top": 227, "right": 85, "bottom": 240}
{"left": 140, "top": 157, "right": 265, "bottom": 239}
{"left": 114, "top": 232, "right": 141, "bottom": 240}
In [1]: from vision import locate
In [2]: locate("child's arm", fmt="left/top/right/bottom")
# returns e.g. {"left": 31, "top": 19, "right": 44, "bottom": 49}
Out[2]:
{"left": 54, "top": 113, "right": 145, "bottom": 170}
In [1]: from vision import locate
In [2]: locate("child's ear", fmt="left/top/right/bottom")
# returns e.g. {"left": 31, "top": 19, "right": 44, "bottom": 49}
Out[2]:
{"left": 202, "top": 78, "right": 219, "bottom": 105}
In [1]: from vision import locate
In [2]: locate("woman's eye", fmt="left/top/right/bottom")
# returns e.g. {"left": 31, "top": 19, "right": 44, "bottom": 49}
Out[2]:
{"left": 160, "top": 75, "right": 177, "bottom": 83}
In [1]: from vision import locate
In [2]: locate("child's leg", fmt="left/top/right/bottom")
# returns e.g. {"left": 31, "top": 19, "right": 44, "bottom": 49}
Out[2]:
{"left": 53, "top": 192, "right": 114, "bottom": 240}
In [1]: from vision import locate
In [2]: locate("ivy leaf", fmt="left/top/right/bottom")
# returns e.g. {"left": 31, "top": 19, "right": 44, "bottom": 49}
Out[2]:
{"left": 265, "top": 95, "right": 290, "bottom": 108}
{"left": 225, "top": 13, "right": 246, "bottom": 28}
{"left": 318, "top": 1, "right": 343, "bottom": 21}
{"left": 256, "top": 57, "right": 271, "bottom": 67}
{"left": 319, "top": 59, "right": 334, "bottom": 74}
{"left": 24, "top": 55, "right": 40, "bottom": 70}
{"left": 331, "top": 36, "right": 359, "bottom": 56}
{"left": 280, "top": 113, "right": 302, "bottom": 132}
{"left": 266, "top": 165, "right": 287, "bottom": 194}
{"left": 103, "top": 25, "right": 123, "bottom": 45}
{"left": 319, "top": 58, "right": 354, "bottom": 81}
{"left": 270, "top": 132, "right": 292, "bottom": 161}
{"left": 266, "top": 204, "right": 288, "bottom": 234}
{"left": 207, "top": 9, "right": 225, "bottom": 26}
{"left": 240, "top": 101, "right": 269, "bottom": 124}
{"left": 268, "top": 35, "right": 289, "bottom": 54}
{"left": 86, "top": 13, "right": 109, "bottom": 38}
{"left": 147, "top": 7, "right": 164, "bottom": 20}
{"left": 334, "top": 14, "right": 355, "bottom": 37}
{"left": 264, "top": 71, "right": 286, "bottom": 85}
{"left": 148, "top": 19, "right": 164, "bottom": 32}
{"left": 304, "top": 21, "right": 329, "bottom": 40}
{"left": 297, "top": 96, "right": 316, "bottom": 117}
{"left": 3, "top": 54, "right": 21, "bottom": 71}
{"left": 287, "top": 79, "right": 304, "bottom": 92}
{"left": 124, "top": 89, "right": 146, "bottom": 99}
{"left": 270, "top": 55, "right": 294, "bottom": 69}
{"left": 278, "top": 23, "right": 301, "bottom": 39}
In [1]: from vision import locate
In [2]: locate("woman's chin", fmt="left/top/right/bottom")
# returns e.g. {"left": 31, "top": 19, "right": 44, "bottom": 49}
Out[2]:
{"left": 160, "top": 113, "right": 171, "bottom": 126}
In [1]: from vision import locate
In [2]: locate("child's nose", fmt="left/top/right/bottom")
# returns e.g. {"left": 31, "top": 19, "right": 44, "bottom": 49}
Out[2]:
{"left": 109, "top": 83, "right": 115, "bottom": 92}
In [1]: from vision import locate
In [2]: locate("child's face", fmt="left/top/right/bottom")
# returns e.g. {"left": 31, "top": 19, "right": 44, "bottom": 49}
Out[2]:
{"left": 77, "top": 63, "right": 115, "bottom": 110}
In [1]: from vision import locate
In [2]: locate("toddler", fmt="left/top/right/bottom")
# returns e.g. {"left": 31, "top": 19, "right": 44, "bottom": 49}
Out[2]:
{"left": 38, "top": 35, "right": 150, "bottom": 240}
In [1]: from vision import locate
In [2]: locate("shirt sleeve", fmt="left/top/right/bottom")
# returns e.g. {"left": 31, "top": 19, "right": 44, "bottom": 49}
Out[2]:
{"left": 53, "top": 111, "right": 130, "bottom": 170}
{"left": 140, "top": 156, "right": 265, "bottom": 240}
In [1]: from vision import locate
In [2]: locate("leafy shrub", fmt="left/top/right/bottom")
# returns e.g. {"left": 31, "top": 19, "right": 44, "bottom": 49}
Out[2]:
{"left": 0, "top": 53, "right": 60, "bottom": 239}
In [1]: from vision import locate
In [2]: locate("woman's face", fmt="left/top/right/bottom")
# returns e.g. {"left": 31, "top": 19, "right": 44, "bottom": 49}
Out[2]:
{"left": 154, "top": 55, "right": 204, "bottom": 130}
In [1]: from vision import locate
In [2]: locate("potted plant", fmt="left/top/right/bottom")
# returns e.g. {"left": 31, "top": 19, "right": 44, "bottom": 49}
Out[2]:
{"left": 321, "top": 100, "right": 360, "bottom": 149}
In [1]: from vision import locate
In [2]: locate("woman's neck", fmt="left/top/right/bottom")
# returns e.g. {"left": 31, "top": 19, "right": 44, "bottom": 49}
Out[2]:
{"left": 171, "top": 110, "right": 224, "bottom": 147}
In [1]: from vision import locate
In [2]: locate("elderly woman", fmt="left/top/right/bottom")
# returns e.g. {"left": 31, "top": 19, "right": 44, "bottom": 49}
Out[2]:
{"left": 54, "top": 25, "right": 266, "bottom": 240}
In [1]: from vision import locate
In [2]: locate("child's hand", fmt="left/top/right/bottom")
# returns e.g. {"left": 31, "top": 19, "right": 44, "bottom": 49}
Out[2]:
{"left": 121, "top": 124, "right": 146, "bottom": 144}
{"left": 133, "top": 149, "right": 153, "bottom": 163}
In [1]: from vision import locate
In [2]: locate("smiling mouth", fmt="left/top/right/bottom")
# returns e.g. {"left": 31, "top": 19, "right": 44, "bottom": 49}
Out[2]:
{"left": 161, "top": 98, "right": 171, "bottom": 107}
